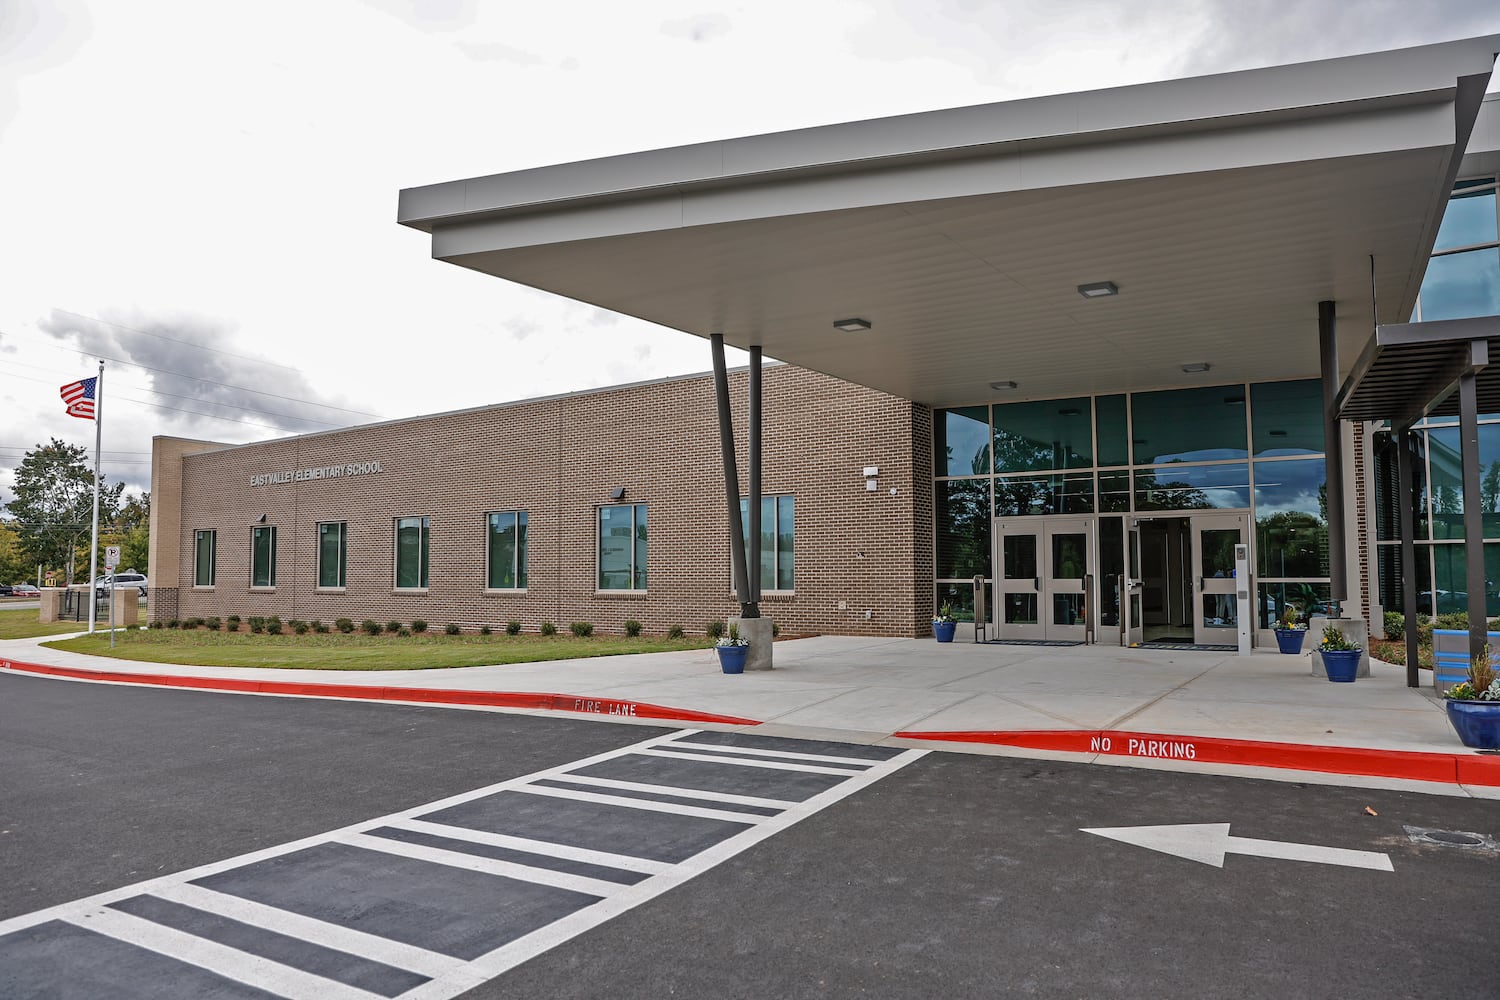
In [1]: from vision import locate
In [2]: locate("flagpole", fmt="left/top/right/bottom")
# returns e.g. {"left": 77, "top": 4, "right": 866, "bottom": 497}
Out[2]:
{"left": 87, "top": 361, "right": 103, "bottom": 634}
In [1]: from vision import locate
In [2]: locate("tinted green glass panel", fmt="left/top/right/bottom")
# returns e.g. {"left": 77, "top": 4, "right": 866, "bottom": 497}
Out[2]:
{"left": 517, "top": 512, "right": 528, "bottom": 588}
{"left": 1251, "top": 381, "right": 1323, "bottom": 457}
{"left": 488, "top": 512, "right": 518, "bottom": 589}
{"left": 777, "top": 495, "right": 794, "bottom": 591}
{"left": 633, "top": 504, "right": 648, "bottom": 589}
{"left": 1378, "top": 544, "right": 1433, "bottom": 617}
{"left": 1373, "top": 432, "right": 1429, "bottom": 542}
{"left": 598, "top": 504, "right": 644, "bottom": 590}
{"left": 1098, "top": 470, "right": 1131, "bottom": 512}
{"left": 251, "top": 526, "right": 276, "bottom": 588}
{"left": 1259, "top": 582, "right": 1332, "bottom": 629}
{"left": 1430, "top": 542, "right": 1500, "bottom": 615}
{"left": 1003, "top": 534, "right": 1036, "bottom": 580}
{"left": 1096, "top": 394, "right": 1128, "bottom": 466}
{"left": 994, "top": 474, "right": 1093, "bottom": 516}
{"left": 395, "top": 516, "right": 428, "bottom": 589}
{"left": 936, "top": 406, "right": 990, "bottom": 476}
{"left": 1434, "top": 184, "right": 1497, "bottom": 250}
{"left": 1098, "top": 516, "right": 1124, "bottom": 627}
{"left": 1131, "top": 386, "right": 1248, "bottom": 464}
{"left": 194, "top": 531, "right": 215, "bottom": 587}
{"left": 937, "top": 581, "right": 993, "bottom": 623}
{"left": 1134, "top": 464, "right": 1250, "bottom": 511}
{"left": 1419, "top": 248, "right": 1500, "bottom": 321}
{"left": 318, "top": 522, "right": 346, "bottom": 588}
{"left": 740, "top": 496, "right": 790, "bottom": 592}
{"left": 936, "top": 479, "right": 989, "bottom": 579}
{"left": 1052, "top": 533, "right": 1086, "bottom": 580}
{"left": 1255, "top": 459, "right": 1328, "bottom": 577}
{"left": 992, "top": 398, "right": 1092, "bottom": 472}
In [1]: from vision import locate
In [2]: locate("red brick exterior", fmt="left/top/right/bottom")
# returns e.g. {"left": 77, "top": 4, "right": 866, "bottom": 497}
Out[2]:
{"left": 155, "top": 366, "right": 930, "bottom": 637}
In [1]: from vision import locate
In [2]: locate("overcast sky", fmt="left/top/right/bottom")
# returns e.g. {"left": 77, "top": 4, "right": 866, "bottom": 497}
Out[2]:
{"left": 2, "top": 0, "right": 1498, "bottom": 503}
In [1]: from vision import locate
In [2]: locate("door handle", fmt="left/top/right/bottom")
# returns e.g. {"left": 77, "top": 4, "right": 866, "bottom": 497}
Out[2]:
{"left": 1034, "top": 577, "right": 1041, "bottom": 591}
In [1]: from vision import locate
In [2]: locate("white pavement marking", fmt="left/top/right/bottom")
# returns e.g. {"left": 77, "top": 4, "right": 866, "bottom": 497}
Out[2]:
{"left": 67, "top": 905, "right": 381, "bottom": 1000}
{"left": 0, "top": 729, "right": 927, "bottom": 1000}
{"left": 667, "top": 739, "right": 882, "bottom": 767}
{"left": 337, "top": 832, "right": 619, "bottom": 899}
{"left": 636, "top": 746, "right": 868, "bottom": 775}
{"left": 510, "top": 781, "right": 773, "bottom": 823}
{"left": 150, "top": 883, "right": 471, "bottom": 980}
{"left": 388, "top": 819, "right": 674, "bottom": 876}
{"left": 1081, "top": 823, "right": 1396, "bottom": 871}
{"left": 542, "top": 773, "right": 798, "bottom": 810}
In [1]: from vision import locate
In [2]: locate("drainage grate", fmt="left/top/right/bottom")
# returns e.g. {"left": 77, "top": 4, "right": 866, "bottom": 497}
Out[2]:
{"left": 1404, "top": 826, "right": 1500, "bottom": 852}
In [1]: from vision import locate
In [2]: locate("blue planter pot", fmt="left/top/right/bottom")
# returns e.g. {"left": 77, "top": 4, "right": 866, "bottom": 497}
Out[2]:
{"left": 1274, "top": 628, "right": 1308, "bottom": 654}
{"left": 1320, "top": 649, "right": 1361, "bottom": 682}
{"left": 1444, "top": 698, "right": 1500, "bottom": 750}
{"left": 716, "top": 645, "right": 747, "bottom": 674}
{"left": 933, "top": 620, "right": 957, "bottom": 643}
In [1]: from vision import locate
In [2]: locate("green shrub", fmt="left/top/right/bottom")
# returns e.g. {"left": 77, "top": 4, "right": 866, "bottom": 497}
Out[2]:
{"left": 361, "top": 619, "right": 382, "bottom": 635}
{"left": 445, "top": 623, "right": 461, "bottom": 635}
{"left": 226, "top": 615, "right": 241, "bottom": 630}
{"left": 204, "top": 616, "right": 221, "bottom": 631}
{"left": 293, "top": 621, "right": 309, "bottom": 635}
{"left": 1435, "top": 611, "right": 1468, "bottom": 631}
{"left": 624, "top": 619, "right": 642, "bottom": 637}
{"left": 149, "top": 620, "right": 163, "bottom": 629}
{"left": 183, "top": 617, "right": 203, "bottom": 629}
{"left": 248, "top": 617, "right": 264, "bottom": 634}
{"left": 1383, "top": 611, "right": 1404, "bottom": 641}
{"left": 570, "top": 622, "right": 594, "bottom": 637}
{"left": 167, "top": 619, "right": 181, "bottom": 629}
{"left": 411, "top": 619, "right": 428, "bottom": 633}
{"left": 706, "top": 619, "right": 726, "bottom": 639}
{"left": 540, "top": 621, "right": 557, "bottom": 636}
{"left": 398, "top": 626, "right": 412, "bottom": 637}
{"left": 480, "top": 624, "right": 493, "bottom": 636}
{"left": 386, "top": 620, "right": 402, "bottom": 634}
{"left": 772, "top": 620, "right": 780, "bottom": 637}
{"left": 336, "top": 617, "right": 354, "bottom": 634}
{"left": 311, "top": 620, "right": 329, "bottom": 634}
{"left": 506, "top": 620, "right": 522, "bottom": 636}
{"left": 266, "top": 616, "right": 283, "bottom": 635}
{"left": 668, "top": 625, "right": 684, "bottom": 639}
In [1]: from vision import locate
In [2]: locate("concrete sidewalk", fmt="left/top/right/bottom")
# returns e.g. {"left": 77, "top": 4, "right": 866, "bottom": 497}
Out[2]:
{"left": 3, "top": 633, "right": 1495, "bottom": 796}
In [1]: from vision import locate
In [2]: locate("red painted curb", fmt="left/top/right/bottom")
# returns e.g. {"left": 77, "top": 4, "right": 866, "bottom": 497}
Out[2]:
{"left": 0, "top": 658, "right": 761, "bottom": 728}
{"left": 893, "top": 728, "right": 1500, "bottom": 787}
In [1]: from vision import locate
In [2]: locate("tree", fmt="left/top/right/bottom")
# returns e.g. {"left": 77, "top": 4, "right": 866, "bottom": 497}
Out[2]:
{"left": 4, "top": 438, "right": 124, "bottom": 582}
{"left": 0, "top": 523, "right": 31, "bottom": 585}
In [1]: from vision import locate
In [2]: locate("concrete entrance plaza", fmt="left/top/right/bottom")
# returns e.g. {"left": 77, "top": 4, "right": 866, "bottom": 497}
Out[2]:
{"left": 3, "top": 633, "right": 1495, "bottom": 797}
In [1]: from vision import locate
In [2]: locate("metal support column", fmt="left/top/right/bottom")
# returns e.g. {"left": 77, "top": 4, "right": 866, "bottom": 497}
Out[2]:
{"left": 1396, "top": 426, "right": 1420, "bottom": 688}
{"left": 1459, "top": 369, "right": 1487, "bottom": 660}
{"left": 747, "top": 345, "right": 762, "bottom": 613}
{"left": 1319, "top": 301, "right": 1347, "bottom": 613}
{"left": 711, "top": 334, "right": 757, "bottom": 619}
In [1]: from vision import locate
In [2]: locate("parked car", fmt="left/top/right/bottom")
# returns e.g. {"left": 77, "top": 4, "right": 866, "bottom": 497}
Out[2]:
{"left": 96, "top": 572, "right": 148, "bottom": 598}
{"left": 11, "top": 583, "right": 40, "bottom": 597}
{"left": 0, "top": 584, "right": 14, "bottom": 597}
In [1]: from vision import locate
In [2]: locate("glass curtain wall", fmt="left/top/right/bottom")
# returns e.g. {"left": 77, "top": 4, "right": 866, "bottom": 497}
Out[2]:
{"left": 933, "top": 380, "right": 1329, "bottom": 626}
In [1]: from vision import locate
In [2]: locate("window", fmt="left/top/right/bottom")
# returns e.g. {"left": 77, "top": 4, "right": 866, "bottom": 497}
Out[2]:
{"left": 251, "top": 526, "right": 277, "bottom": 588}
{"left": 394, "top": 516, "right": 429, "bottom": 589}
{"left": 598, "top": 504, "right": 647, "bottom": 590}
{"left": 193, "top": 530, "right": 216, "bottom": 587}
{"left": 318, "top": 522, "right": 347, "bottom": 588}
{"left": 739, "top": 495, "right": 795, "bottom": 591}
{"left": 487, "top": 511, "right": 528, "bottom": 589}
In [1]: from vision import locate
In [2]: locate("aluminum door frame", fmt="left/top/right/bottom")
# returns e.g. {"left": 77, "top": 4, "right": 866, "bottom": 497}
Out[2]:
{"left": 1191, "top": 513, "right": 1251, "bottom": 646}
{"left": 993, "top": 514, "right": 1097, "bottom": 642}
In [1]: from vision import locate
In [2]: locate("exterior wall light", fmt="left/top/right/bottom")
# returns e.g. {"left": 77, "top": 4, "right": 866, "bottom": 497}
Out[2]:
{"left": 1077, "top": 281, "right": 1118, "bottom": 298}
{"left": 990, "top": 380, "right": 1018, "bottom": 390}
{"left": 833, "top": 318, "right": 871, "bottom": 332}
{"left": 610, "top": 487, "right": 626, "bottom": 500}
{"left": 1180, "top": 362, "right": 1211, "bottom": 373}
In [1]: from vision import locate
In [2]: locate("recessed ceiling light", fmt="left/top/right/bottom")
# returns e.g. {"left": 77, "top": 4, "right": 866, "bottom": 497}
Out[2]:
{"left": 1181, "top": 362, "right": 1211, "bottom": 373}
{"left": 833, "top": 317, "right": 871, "bottom": 333}
{"left": 1077, "top": 281, "right": 1118, "bottom": 299}
{"left": 990, "top": 380, "right": 1018, "bottom": 391}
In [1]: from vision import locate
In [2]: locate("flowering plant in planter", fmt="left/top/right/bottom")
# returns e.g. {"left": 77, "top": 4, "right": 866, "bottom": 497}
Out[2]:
{"left": 1317, "top": 624, "right": 1359, "bottom": 652}
{"left": 1278, "top": 605, "right": 1307, "bottom": 630}
{"left": 1443, "top": 645, "right": 1500, "bottom": 749}
{"left": 1316, "top": 623, "right": 1362, "bottom": 682}
{"left": 1272, "top": 604, "right": 1309, "bottom": 654}
{"left": 932, "top": 602, "right": 956, "bottom": 625}
{"left": 1446, "top": 645, "right": 1500, "bottom": 701}
{"left": 715, "top": 623, "right": 750, "bottom": 648}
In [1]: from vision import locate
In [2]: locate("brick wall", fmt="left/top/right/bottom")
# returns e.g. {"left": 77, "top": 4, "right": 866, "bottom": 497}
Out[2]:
{"left": 161, "top": 366, "right": 927, "bottom": 637}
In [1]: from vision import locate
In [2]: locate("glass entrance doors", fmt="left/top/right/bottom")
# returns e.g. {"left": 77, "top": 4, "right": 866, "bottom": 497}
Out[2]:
{"left": 1192, "top": 514, "right": 1248, "bottom": 646}
{"left": 994, "top": 517, "right": 1094, "bottom": 642}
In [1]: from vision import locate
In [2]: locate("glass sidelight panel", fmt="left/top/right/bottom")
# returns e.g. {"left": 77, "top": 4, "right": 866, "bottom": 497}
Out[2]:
{"left": 1004, "top": 534, "right": 1038, "bottom": 580}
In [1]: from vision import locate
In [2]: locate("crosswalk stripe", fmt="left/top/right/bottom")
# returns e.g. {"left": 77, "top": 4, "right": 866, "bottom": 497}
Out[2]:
{"left": 391, "top": 819, "right": 673, "bottom": 876}
{"left": 545, "top": 773, "right": 797, "bottom": 810}
{"left": 337, "top": 832, "right": 621, "bottom": 899}
{"left": 636, "top": 746, "right": 868, "bottom": 775}
{"left": 667, "top": 740, "right": 883, "bottom": 767}
{"left": 67, "top": 906, "right": 381, "bottom": 1000}
{"left": 512, "top": 782, "right": 771, "bottom": 823}
{"left": 150, "top": 882, "right": 470, "bottom": 981}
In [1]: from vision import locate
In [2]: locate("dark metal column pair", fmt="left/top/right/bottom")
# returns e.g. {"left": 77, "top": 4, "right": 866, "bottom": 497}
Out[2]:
{"left": 711, "top": 334, "right": 761, "bottom": 619}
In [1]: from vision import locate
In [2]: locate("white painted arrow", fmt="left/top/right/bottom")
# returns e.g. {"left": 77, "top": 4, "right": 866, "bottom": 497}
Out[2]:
{"left": 1081, "top": 823, "right": 1393, "bottom": 871}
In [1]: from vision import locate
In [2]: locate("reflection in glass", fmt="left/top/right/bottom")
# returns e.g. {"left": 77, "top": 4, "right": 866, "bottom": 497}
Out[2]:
{"left": 1430, "top": 542, "right": 1500, "bottom": 615}
{"left": 993, "top": 398, "right": 1092, "bottom": 472}
{"left": 1099, "top": 517, "right": 1124, "bottom": 628}
{"left": 1434, "top": 183, "right": 1497, "bottom": 250}
{"left": 487, "top": 511, "right": 528, "bottom": 589}
{"left": 395, "top": 516, "right": 429, "bottom": 589}
{"left": 1052, "top": 533, "right": 1086, "bottom": 580}
{"left": 1419, "top": 248, "right": 1500, "bottom": 322}
{"left": 1135, "top": 464, "right": 1251, "bottom": 511}
{"left": 1258, "top": 582, "right": 1331, "bottom": 629}
{"left": 1131, "top": 386, "right": 1248, "bottom": 464}
{"left": 938, "top": 581, "right": 993, "bottom": 623}
{"left": 1098, "top": 470, "right": 1130, "bottom": 512}
{"left": 1054, "top": 593, "right": 1085, "bottom": 626}
{"left": 318, "top": 522, "right": 347, "bottom": 589}
{"left": 1373, "top": 432, "right": 1429, "bottom": 542}
{"left": 995, "top": 474, "right": 1094, "bottom": 515}
{"left": 1427, "top": 425, "right": 1500, "bottom": 539}
{"left": 1199, "top": 528, "right": 1239, "bottom": 576}
{"left": 936, "top": 479, "right": 990, "bottom": 578}
{"left": 1004, "top": 534, "right": 1037, "bottom": 580}
{"left": 1251, "top": 381, "right": 1323, "bottom": 456}
{"left": 1254, "top": 458, "right": 1328, "bottom": 577}
{"left": 1378, "top": 544, "right": 1433, "bottom": 617}
{"left": 1096, "top": 395, "right": 1129, "bottom": 466}
{"left": 1201, "top": 594, "right": 1237, "bottom": 630}
{"left": 1005, "top": 593, "right": 1038, "bottom": 624}
{"left": 936, "top": 406, "right": 991, "bottom": 476}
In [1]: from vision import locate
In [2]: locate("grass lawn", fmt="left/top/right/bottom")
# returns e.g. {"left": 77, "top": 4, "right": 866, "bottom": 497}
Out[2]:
{"left": 0, "top": 608, "right": 96, "bottom": 641}
{"left": 43, "top": 628, "right": 714, "bottom": 671}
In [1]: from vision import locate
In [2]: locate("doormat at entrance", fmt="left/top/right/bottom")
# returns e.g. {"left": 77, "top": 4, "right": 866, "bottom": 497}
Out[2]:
{"left": 983, "top": 639, "right": 1085, "bottom": 647}
{"left": 1138, "top": 641, "right": 1237, "bottom": 652}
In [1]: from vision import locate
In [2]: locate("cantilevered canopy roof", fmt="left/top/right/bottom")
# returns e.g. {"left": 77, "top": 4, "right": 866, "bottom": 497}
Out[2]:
{"left": 400, "top": 37, "right": 1498, "bottom": 408}
{"left": 1336, "top": 316, "right": 1500, "bottom": 425}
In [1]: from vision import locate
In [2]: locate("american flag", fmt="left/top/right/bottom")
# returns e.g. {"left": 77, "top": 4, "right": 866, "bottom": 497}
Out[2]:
{"left": 60, "top": 377, "right": 97, "bottom": 420}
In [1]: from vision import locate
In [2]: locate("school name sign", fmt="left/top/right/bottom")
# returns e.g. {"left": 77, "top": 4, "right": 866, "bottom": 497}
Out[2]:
{"left": 250, "top": 461, "right": 384, "bottom": 488}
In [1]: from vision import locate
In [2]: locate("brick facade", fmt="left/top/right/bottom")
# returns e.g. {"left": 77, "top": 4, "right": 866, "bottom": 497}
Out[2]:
{"left": 152, "top": 366, "right": 930, "bottom": 638}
